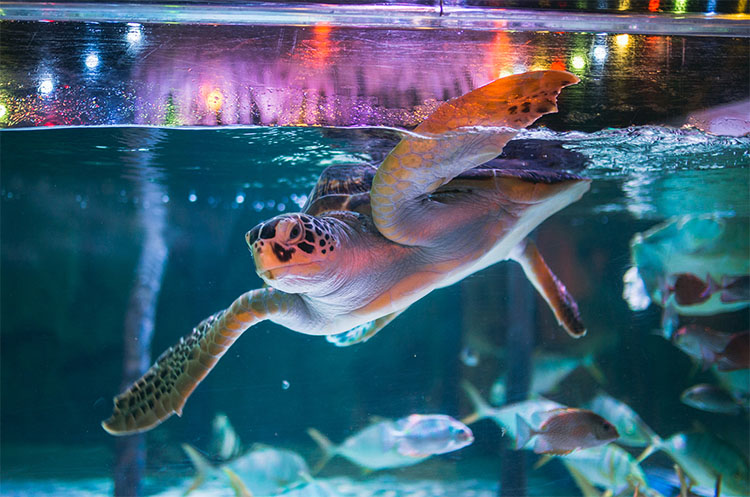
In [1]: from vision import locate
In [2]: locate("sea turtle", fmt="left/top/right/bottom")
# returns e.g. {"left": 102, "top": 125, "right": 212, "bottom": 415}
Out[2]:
{"left": 103, "top": 70, "right": 590, "bottom": 435}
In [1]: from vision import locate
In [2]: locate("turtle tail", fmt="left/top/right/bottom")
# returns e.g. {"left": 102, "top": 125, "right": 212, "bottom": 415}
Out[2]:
{"left": 101, "top": 288, "right": 279, "bottom": 435}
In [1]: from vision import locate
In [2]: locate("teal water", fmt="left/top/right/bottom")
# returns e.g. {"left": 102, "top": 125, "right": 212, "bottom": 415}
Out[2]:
{"left": 1, "top": 125, "right": 748, "bottom": 496}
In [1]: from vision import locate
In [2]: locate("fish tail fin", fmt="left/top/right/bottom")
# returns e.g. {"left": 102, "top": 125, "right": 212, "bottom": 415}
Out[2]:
{"left": 515, "top": 413, "right": 534, "bottom": 450}
{"left": 223, "top": 468, "right": 254, "bottom": 497}
{"left": 460, "top": 380, "right": 492, "bottom": 425}
{"left": 635, "top": 437, "right": 662, "bottom": 464}
{"left": 582, "top": 354, "right": 607, "bottom": 385}
{"left": 306, "top": 428, "right": 336, "bottom": 474}
{"left": 181, "top": 443, "right": 214, "bottom": 495}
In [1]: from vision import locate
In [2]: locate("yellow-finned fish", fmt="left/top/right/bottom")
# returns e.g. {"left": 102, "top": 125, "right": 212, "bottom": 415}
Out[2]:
{"left": 638, "top": 431, "right": 750, "bottom": 497}
{"left": 515, "top": 408, "right": 619, "bottom": 455}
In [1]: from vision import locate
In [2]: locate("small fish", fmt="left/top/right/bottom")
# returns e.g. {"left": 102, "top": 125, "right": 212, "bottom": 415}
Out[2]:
{"left": 673, "top": 325, "right": 749, "bottom": 371}
{"left": 585, "top": 392, "right": 660, "bottom": 447}
{"left": 391, "top": 414, "right": 474, "bottom": 458}
{"left": 638, "top": 432, "right": 750, "bottom": 497}
{"left": 557, "top": 444, "right": 650, "bottom": 496}
{"left": 183, "top": 443, "right": 310, "bottom": 496}
{"left": 680, "top": 383, "right": 744, "bottom": 414}
{"left": 307, "top": 414, "right": 473, "bottom": 472}
{"left": 212, "top": 412, "right": 242, "bottom": 461}
{"left": 515, "top": 408, "right": 619, "bottom": 455}
{"left": 461, "top": 380, "right": 564, "bottom": 439}
{"left": 490, "top": 352, "right": 604, "bottom": 405}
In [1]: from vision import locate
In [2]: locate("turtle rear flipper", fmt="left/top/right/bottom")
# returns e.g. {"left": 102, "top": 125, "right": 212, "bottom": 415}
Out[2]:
{"left": 511, "top": 238, "right": 586, "bottom": 338}
{"left": 370, "top": 70, "right": 579, "bottom": 246}
{"left": 102, "top": 288, "right": 289, "bottom": 435}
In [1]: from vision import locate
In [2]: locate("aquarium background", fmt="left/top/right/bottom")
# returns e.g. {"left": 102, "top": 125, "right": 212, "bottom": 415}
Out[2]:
{"left": 1, "top": 3, "right": 749, "bottom": 497}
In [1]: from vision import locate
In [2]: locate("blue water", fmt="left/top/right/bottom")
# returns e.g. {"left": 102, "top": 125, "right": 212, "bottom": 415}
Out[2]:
{"left": 1, "top": 124, "right": 748, "bottom": 496}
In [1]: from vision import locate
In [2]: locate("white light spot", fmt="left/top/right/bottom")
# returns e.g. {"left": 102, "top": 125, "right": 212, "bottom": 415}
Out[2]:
{"left": 188, "top": 192, "right": 197, "bottom": 203}
{"left": 85, "top": 53, "right": 99, "bottom": 70}
{"left": 593, "top": 46, "right": 607, "bottom": 62}
{"left": 282, "top": 380, "right": 290, "bottom": 390}
{"left": 0, "top": 104, "right": 6, "bottom": 119}
{"left": 161, "top": 194, "right": 170, "bottom": 204}
{"left": 126, "top": 24, "right": 143, "bottom": 44}
{"left": 235, "top": 193, "right": 245, "bottom": 204}
{"left": 39, "top": 78, "right": 54, "bottom": 95}
{"left": 571, "top": 55, "right": 587, "bottom": 70}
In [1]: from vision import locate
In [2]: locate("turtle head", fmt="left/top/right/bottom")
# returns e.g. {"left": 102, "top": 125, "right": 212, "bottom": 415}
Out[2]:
{"left": 246, "top": 213, "right": 338, "bottom": 292}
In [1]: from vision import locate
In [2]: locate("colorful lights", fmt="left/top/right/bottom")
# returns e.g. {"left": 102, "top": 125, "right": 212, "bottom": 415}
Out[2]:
{"left": 615, "top": 34, "right": 631, "bottom": 48}
{"left": 570, "top": 54, "right": 587, "bottom": 71}
{"left": 0, "top": 103, "right": 6, "bottom": 119}
{"left": 674, "top": 0, "right": 688, "bottom": 13}
{"left": 648, "top": 0, "right": 660, "bottom": 11}
{"left": 206, "top": 88, "right": 223, "bottom": 112}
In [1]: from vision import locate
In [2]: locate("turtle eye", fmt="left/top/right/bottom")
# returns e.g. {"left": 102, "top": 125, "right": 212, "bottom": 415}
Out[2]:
{"left": 290, "top": 225, "right": 300, "bottom": 239}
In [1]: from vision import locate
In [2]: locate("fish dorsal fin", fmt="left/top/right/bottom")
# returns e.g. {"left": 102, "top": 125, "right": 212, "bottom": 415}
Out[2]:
{"left": 370, "top": 71, "right": 579, "bottom": 246}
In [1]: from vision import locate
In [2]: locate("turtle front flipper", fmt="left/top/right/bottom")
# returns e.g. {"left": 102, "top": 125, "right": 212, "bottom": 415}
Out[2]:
{"left": 102, "top": 288, "right": 290, "bottom": 435}
{"left": 325, "top": 309, "right": 406, "bottom": 347}
{"left": 510, "top": 238, "right": 586, "bottom": 338}
{"left": 371, "top": 71, "right": 579, "bottom": 246}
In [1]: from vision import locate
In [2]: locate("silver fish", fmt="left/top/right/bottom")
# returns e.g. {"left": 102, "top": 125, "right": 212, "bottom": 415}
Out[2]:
{"left": 638, "top": 431, "right": 750, "bottom": 497}
{"left": 515, "top": 408, "right": 619, "bottom": 455}
{"left": 462, "top": 380, "right": 564, "bottom": 439}
{"left": 183, "top": 443, "right": 310, "bottom": 496}
{"left": 585, "top": 392, "right": 659, "bottom": 447}
{"left": 558, "top": 444, "right": 649, "bottom": 496}
{"left": 307, "top": 414, "right": 472, "bottom": 471}
{"left": 212, "top": 412, "right": 242, "bottom": 461}
{"left": 491, "top": 352, "right": 604, "bottom": 405}
{"left": 680, "top": 383, "right": 744, "bottom": 414}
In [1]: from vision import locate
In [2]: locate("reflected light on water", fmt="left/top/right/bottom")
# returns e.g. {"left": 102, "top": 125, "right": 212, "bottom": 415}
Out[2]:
{"left": 570, "top": 54, "right": 587, "bottom": 70}
{"left": 206, "top": 88, "right": 224, "bottom": 113}
{"left": 126, "top": 23, "right": 143, "bottom": 45}
{"left": 593, "top": 45, "right": 608, "bottom": 62}
{"left": 38, "top": 77, "right": 54, "bottom": 96}
{"left": 615, "top": 34, "right": 631, "bottom": 48}
{"left": 84, "top": 53, "right": 100, "bottom": 70}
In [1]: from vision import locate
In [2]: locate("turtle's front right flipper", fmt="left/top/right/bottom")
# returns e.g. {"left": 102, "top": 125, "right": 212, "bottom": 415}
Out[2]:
{"left": 102, "top": 288, "right": 288, "bottom": 435}
{"left": 511, "top": 238, "right": 586, "bottom": 338}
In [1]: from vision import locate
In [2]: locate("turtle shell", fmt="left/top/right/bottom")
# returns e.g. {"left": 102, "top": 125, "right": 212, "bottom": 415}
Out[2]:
{"left": 303, "top": 142, "right": 586, "bottom": 217}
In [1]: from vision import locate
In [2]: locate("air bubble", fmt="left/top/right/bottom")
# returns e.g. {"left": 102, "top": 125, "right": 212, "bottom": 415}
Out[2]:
{"left": 282, "top": 380, "right": 290, "bottom": 390}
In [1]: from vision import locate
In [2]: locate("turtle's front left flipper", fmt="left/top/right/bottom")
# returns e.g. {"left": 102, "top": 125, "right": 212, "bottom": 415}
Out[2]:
{"left": 510, "top": 238, "right": 586, "bottom": 338}
{"left": 102, "top": 288, "right": 290, "bottom": 435}
{"left": 371, "top": 71, "right": 579, "bottom": 246}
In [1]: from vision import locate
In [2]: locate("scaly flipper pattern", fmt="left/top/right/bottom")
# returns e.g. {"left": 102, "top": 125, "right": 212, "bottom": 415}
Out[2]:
{"left": 102, "top": 288, "right": 287, "bottom": 435}
{"left": 370, "top": 71, "right": 579, "bottom": 245}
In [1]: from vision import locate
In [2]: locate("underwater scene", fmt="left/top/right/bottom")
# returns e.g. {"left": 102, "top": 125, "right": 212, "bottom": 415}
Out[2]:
{"left": 1, "top": 6, "right": 750, "bottom": 497}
